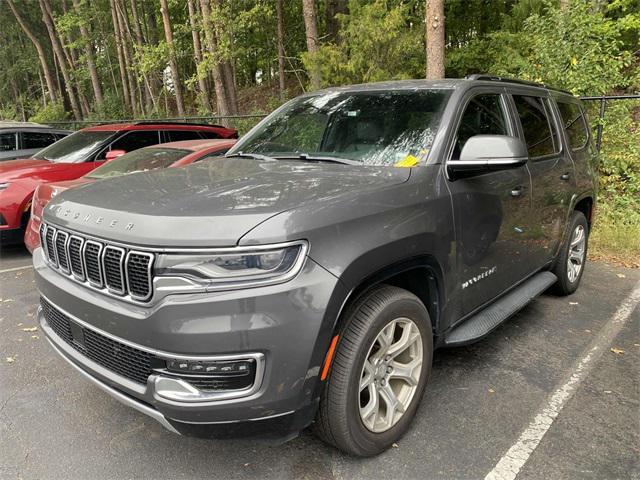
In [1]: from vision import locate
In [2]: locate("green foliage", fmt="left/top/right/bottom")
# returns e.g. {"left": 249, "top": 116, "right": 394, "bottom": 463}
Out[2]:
{"left": 301, "top": 0, "right": 424, "bottom": 87}
{"left": 28, "top": 102, "right": 70, "bottom": 123}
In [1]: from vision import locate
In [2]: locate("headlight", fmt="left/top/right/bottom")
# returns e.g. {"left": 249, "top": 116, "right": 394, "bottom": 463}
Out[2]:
{"left": 155, "top": 241, "right": 308, "bottom": 291}
{"left": 0, "top": 182, "right": 10, "bottom": 191}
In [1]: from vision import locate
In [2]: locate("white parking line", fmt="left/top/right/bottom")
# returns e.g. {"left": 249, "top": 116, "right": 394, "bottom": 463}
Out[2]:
{"left": 485, "top": 280, "right": 640, "bottom": 480}
{"left": 0, "top": 264, "right": 33, "bottom": 274}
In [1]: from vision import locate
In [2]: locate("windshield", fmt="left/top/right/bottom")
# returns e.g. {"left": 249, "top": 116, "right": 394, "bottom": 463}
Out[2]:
{"left": 230, "top": 89, "right": 451, "bottom": 166}
{"left": 87, "top": 147, "right": 189, "bottom": 179}
{"left": 33, "top": 130, "right": 114, "bottom": 163}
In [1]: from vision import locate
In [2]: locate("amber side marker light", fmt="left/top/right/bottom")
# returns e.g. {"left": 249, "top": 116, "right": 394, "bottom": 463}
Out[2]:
{"left": 320, "top": 335, "right": 340, "bottom": 381}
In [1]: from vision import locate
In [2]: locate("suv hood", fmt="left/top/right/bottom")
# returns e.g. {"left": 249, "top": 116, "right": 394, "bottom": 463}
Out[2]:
{"left": 43, "top": 158, "right": 411, "bottom": 247}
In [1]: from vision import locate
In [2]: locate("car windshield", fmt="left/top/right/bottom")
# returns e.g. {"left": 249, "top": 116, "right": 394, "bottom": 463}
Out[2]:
{"left": 229, "top": 89, "right": 451, "bottom": 166}
{"left": 87, "top": 147, "right": 190, "bottom": 179}
{"left": 33, "top": 130, "right": 115, "bottom": 163}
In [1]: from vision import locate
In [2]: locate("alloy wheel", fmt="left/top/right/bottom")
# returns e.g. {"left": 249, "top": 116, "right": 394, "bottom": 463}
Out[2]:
{"left": 358, "top": 318, "right": 423, "bottom": 433}
{"left": 566, "top": 224, "right": 586, "bottom": 283}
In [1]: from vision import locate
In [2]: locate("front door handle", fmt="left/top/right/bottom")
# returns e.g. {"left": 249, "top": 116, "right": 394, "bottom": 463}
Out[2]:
{"left": 510, "top": 186, "right": 523, "bottom": 197}
{"left": 560, "top": 172, "right": 571, "bottom": 181}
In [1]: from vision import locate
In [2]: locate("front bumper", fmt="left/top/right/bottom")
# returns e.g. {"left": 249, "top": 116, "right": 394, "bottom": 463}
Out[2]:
{"left": 34, "top": 247, "right": 345, "bottom": 438}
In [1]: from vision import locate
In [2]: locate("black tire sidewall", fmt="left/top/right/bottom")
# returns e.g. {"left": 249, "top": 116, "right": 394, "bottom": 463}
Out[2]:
{"left": 553, "top": 211, "right": 589, "bottom": 295}
{"left": 342, "top": 291, "right": 433, "bottom": 455}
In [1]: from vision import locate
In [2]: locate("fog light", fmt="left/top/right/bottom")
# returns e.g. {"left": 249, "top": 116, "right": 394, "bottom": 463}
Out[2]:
{"left": 165, "top": 359, "right": 253, "bottom": 375}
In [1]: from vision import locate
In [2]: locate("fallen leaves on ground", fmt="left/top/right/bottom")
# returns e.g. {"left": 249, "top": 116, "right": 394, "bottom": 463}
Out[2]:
{"left": 21, "top": 327, "right": 38, "bottom": 332}
{"left": 569, "top": 302, "right": 579, "bottom": 305}
{"left": 616, "top": 273, "right": 626, "bottom": 278}
{"left": 610, "top": 347, "right": 625, "bottom": 355}
{"left": 5, "top": 356, "right": 15, "bottom": 364}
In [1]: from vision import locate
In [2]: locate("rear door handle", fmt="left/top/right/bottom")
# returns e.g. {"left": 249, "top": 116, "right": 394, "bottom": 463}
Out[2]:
{"left": 560, "top": 172, "right": 571, "bottom": 181}
{"left": 510, "top": 186, "right": 523, "bottom": 197}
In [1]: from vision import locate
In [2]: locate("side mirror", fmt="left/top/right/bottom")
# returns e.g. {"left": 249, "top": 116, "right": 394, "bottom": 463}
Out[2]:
{"left": 105, "top": 149, "right": 126, "bottom": 161}
{"left": 447, "top": 135, "right": 528, "bottom": 180}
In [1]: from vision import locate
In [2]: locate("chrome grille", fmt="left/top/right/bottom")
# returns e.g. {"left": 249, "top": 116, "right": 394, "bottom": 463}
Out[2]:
{"left": 40, "top": 223, "right": 155, "bottom": 302}
{"left": 45, "top": 226, "right": 57, "bottom": 266}
{"left": 68, "top": 236, "right": 85, "bottom": 280}
{"left": 55, "top": 231, "right": 70, "bottom": 273}
{"left": 84, "top": 241, "right": 103, "bottom": 287}
{"left": 126, "top": 252, "right": 153, "bottom": 300}
{"left": 103, "top": 246, "right": 125, "bottom": 294}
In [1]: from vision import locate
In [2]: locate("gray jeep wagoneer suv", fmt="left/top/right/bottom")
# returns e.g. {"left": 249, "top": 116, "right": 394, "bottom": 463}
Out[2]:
{"left": 35, "top": 76, "right": 598, "bottom": 456}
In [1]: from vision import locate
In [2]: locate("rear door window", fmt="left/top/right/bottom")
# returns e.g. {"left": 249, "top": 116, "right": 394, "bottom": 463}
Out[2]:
{"left": 22, "top": 131, "right": 57, "bottom": 149}
{"left": 166, "top": 130, "right": 203, "bottom": 142}
{"left": 513, "top": 95, "right": 559, "bottom": 158}
{"left": 452, "top": 94, "right": 509, "bottom": 160}
{"left": 105, "top": 130, "right": 161, "bottom": 157}
{"left": 556, "top": 101, "right": 589, "bottom": 150}
{"left": 0, "top": 132, "right": 17, "bottom": 151}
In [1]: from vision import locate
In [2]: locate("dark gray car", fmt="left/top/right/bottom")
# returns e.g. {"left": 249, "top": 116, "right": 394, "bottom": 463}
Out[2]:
{"left": 0, "top": 122, "right": 70, "bottom": 161}
{"left": 34, "top": 77, "right": 598, "bottom": 456}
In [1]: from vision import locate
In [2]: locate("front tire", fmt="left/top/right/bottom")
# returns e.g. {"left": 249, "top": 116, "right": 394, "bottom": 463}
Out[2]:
{"left": 551, "top": 211, "right": 589, "bottom": 295}
{"left": 314, "top": 285, "right": 433, "bottom": 456}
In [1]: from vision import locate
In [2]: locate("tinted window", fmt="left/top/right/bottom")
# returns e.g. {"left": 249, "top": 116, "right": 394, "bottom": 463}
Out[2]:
{"left": 33, "top": 130, "right": 114, "bottom": 163}
{"left": 103, "top": 130, "right": 161, "bottom": 158}
{"left": 0, "top": 132, "right": 17, "bottom": 151}
{"left": 88, "top": 147, "right": 189, "bottom": 179}
{"left": 232, "top": 89, "right": 452, "bottom": 166}
{"left": 198, "top": 131, "right": 222, "bottom": 139}
{"left": 23, "top": 132, "right": 57, "bottom": 149}
{"left": 557, "top": 101, "right": 588, "bottom": 150}
{"left": 453, "top": 94, "right": 508, "bottom": 160}
{"left": 167, "top": 130, "right": 203, "bottom": 142}
{"left": 513, "top": 95, "right": 558, "bottom": 157}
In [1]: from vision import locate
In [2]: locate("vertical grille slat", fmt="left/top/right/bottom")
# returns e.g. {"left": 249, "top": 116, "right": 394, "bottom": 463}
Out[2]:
{"left": 40, "top": 222, "right": 155, "bottom": 302}
{"left": 55, "top": 231, "right": 70, "bottom": 273}
{"left": 103, "top": 246, "right": 125, "bottom": 295}
{"left": 45, "top": 226, "right": 57, "bottom": 266}
{"left": 83, "top": 240, "right": 103, "bottom": 287}
{"left": 68, "top": 236, "right": 85, "bottom": 280}
{"left": 126, "top": 252, "right": 153, "bottom": 300}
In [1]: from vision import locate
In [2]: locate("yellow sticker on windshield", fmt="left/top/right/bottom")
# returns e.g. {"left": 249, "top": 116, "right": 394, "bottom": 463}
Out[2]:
{"left": 395, "top": 155, "right": 419, "bottom": 168}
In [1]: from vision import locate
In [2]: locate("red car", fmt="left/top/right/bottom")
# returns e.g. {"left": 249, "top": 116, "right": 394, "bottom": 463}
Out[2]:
{"left": 25, "top": 138, "right": 236, "bottom": 253}
{"left": 0, "top": 122, "right": 237, "bottom": 246}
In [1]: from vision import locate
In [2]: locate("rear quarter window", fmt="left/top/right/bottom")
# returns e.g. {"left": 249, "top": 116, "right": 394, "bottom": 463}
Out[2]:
{"left": 557, "top": 101, "right": 589, "bottom": 150}
{"left": 0, "top": 132, "right": 17, "bottom": 151}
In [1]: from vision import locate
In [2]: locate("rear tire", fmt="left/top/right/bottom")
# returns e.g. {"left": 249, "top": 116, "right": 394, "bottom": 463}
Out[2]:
{"left": 314, "top": 285, "right": 433, "bottom": 456}
{"left": 551, "top": 211, "right": 589, "bottom": 295}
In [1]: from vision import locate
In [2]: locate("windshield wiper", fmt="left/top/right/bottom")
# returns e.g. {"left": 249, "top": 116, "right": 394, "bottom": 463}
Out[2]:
{"left": 275, "top": 153, "right": 359, "bottom": 165}
{"left": 226, "top": 151, "right": 277, "bottom": 162}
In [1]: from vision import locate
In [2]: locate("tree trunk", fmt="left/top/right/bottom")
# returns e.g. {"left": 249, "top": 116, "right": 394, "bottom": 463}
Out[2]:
{"left": 7, "top": 0, "right": 58, "bottom": 104}
{"left": 199, "top": 0, "right": 231, "bottom": 122}
{"left": 38, "top": 0, "right": 82, "bottom": 119}
{"left": 325, "top": 0, "right": 347, "bottom": 41}
{"left": 187, "top": 0, "right": 212, "bottom": 111}
{"left": 115, "top": 0, "right": 140, "bottom": 116}
{"left": 425, "top": 0, "right": 445, "bottom": 79}
{"left": 129, "top": 0, "right": 157, "bottom": 113}
{"left": 276, "top": 0, "right": 286, "bottom": 101}
{"left": 109, "top": 0, "right": 131, "bottom": 112}
{"left": 159, "top": 0, "right": 186, "bottom": 116}
{"left": 72, "top": 0, "right": 104, "bottom": 110}
{"left": 222, "top": 62, "right": 238, "bottom": 115}
{"left": 302, "top": 0, "right": 321, "bottom": 89}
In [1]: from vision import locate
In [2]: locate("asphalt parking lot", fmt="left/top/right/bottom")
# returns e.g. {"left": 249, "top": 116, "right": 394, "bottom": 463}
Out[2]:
{"left": 1, "top": 244, "right": 638, "bottom": 480}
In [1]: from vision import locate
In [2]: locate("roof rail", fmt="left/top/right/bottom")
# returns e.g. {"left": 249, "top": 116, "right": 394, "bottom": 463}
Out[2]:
{"left": 465, "top": 74, "right": 574, "bottom": 95}
{"left": 132, "top": 120, "right": 230, "bottom": 129}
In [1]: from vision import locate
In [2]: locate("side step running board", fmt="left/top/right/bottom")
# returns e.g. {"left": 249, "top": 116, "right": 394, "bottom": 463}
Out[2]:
{"left": 445, "top": 271, "right": 557, "bottom": 346}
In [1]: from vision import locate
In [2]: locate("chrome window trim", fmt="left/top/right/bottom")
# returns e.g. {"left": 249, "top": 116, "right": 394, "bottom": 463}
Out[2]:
{"left": 83, "top": 239, "right": 104, "bottom": 288}
{"left": 55, "top": 230, "right": 70, "bottom": 274}
{"left": 68, "top": 235, "right": 86, "bottom": 281}
{"left": 102, "top": 245, "right": 126, "bottom": 295}
{"left": 125, "top": 250, "right": 154, "bottom": 301}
